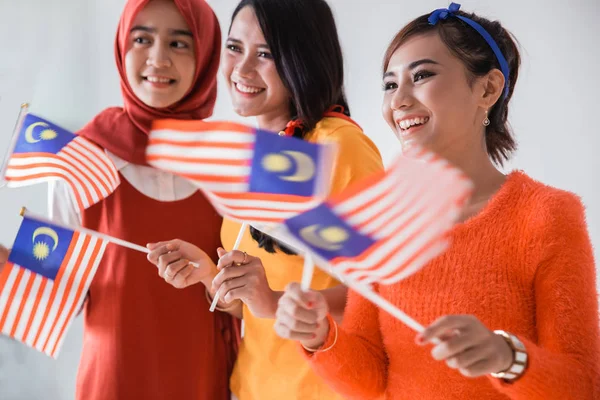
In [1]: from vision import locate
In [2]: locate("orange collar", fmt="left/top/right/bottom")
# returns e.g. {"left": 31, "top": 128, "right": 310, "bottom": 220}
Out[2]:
{"left": 278, "top": 105, "right": 361, "bottom": 137}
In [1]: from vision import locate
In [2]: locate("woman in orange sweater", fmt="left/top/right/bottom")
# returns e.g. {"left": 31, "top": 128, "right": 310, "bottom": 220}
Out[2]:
{"left": 274, "top": 3, "right": 600, "bottom": 399}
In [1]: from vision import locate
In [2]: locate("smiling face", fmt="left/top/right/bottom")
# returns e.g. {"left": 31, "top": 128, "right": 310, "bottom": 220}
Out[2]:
{"left": 382, "top": 32, "right": 488, "bottom": 157}
{"left": 221, "top": 6, "right": 290, "bottom": 121}
{"left": 124, "top": 0, "right": 196, "bottom": 109}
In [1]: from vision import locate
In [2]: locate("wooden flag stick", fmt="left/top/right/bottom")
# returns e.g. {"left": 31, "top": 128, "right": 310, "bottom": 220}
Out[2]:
{"left": 20, "top": 207, "right": 149, "bottom": 254}
{"left": 0, "top": 103, "right": 29, "bottom": 187}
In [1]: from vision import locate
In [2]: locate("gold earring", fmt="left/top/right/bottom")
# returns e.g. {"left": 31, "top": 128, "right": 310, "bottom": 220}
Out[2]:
{"left": 483, "top": 110, "right": 490, "bottom": 127}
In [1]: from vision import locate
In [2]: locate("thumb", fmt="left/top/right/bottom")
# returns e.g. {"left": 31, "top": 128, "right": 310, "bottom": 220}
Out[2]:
{"left": 313, "top": 291, "right": 329, "bottom": 319}
{"left": 216, "top": 247, "right": 227, "bottom": 258}
{"left": 147, "top": 240, "right": 179, "bottom": 251}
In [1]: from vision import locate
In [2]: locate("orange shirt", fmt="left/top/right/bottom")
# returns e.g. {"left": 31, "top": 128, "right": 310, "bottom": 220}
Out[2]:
{"left": 221, "top": 116, "right": 384, "bottom": 400}
{"left": 307, "top": 172, "right": 600, "bottom": 399}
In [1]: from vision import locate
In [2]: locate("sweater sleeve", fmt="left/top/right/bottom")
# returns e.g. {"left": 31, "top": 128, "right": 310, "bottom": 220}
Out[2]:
{"left": 490, "top": 191, "right": 600, "bottom": 399}
{"left": 303, "top": 286, "right": 389, "bottom": 399}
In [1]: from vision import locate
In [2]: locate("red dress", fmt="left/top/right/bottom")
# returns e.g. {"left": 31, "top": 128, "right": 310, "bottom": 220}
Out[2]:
{"left": 77, "top": 174, "right": 237, "bottom": 400}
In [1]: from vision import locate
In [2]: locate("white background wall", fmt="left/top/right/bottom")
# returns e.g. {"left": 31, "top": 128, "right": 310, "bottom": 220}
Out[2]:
{"left": 0, "top": 0, "right": 598, "bottom": 398}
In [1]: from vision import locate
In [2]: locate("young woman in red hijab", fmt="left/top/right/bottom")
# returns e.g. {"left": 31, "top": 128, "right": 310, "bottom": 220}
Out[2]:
{"left": 45, "top": 0, "right": 238, "bottom": 399}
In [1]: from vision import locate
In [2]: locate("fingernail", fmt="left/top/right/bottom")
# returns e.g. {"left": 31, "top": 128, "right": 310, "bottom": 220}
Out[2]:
{"left": 416, "top": 334, "right": 424, "bottom": 345}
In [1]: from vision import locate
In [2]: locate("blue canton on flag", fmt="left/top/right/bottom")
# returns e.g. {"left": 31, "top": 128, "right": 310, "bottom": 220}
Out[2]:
{"left": 8, "top": 217, "right": 74, "bottom": 281}
{"left": 284, "top": 203, "right": 375, "bottom": 261}
{"left": 279, "top": 148, "right": 473, "bottom": 286}
{"left": 3, "top": 113, "right": 120, "bottom": 211}
{"left": 249, "top": 129, "right": 324, "bottom": 197}
{"left": 147, "top": 119, "right": 336, "bottom": 224}
{"left": 0, "top": 215, "right": 108, "bottom": 358}
{"left": 13, "top": 114, "right": 75, "bottom": 155}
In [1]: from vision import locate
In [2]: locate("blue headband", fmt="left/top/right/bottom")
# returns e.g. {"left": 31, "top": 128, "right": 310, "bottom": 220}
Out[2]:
{"left": 428, "top": 2, "right": 510, "bottom": 99}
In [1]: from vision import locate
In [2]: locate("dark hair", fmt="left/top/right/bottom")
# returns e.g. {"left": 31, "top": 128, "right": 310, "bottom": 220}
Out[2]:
{"left": 383, "top": 10, "right": 521, "bottom": 166}
{"left": 230, "top": 0, "right": 349, "bottom": 254}
{"left": 230, "top": 0, "right": 350, "bottom": 138}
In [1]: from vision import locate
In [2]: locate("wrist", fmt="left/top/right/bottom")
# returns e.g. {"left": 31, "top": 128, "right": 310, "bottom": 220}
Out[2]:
{"left": 490, "top": 330, "right": 528, "bottom": 382}
{"left": 301, "top": 316, "right": 331, "bottom": 350}
{"left": 204, "top": 287, "right": 240, "bottom": 312}
{"left": 199, "top": 261, "right": 218, "bottom": 290}
{"left": 263, "top": 290, "right": 283, "bottom": 319}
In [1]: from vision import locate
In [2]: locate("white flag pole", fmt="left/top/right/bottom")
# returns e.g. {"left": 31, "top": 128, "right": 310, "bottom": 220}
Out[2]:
{"left": 0, "top": 103, "right": 29, "bottom": 187}
{"left": 341, "top": 275, "right": 441, "bottom": 341}
{"left": 209, "top": 222, "right": 248, "bottom": 312}
{"left": 300, "top": 253, "right": 314, "bottom": 292}
{"left": 20, "top": 207, "right": 149, "bottom": 254}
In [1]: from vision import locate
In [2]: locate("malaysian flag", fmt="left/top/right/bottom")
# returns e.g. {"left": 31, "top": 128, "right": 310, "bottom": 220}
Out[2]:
{"left": 282, "top": 148, "right": 473, "bottom": 286}
{"left": 0, "top": 215, "right": 108, "bottom": 358}
{"left": 147, "top": 119, "right": 336, "bottom": 223}
{"left": 3, "top": 114, "right": 120, "bottom": 212}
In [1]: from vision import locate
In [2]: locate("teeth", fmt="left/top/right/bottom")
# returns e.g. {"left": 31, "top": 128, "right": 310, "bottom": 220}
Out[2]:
{"left": 146, "top": 76, "right": 171, "bottom": 83}
{"left": 236, "top": 83, "right": 264, "bottom": 94}
{"left": 398, "top": 117, "right": 429, "bottom": 130}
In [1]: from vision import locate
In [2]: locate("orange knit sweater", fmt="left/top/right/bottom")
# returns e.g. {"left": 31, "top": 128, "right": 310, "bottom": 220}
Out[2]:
{"left": 306, "top": 172, "right": 600, "bottom": 399}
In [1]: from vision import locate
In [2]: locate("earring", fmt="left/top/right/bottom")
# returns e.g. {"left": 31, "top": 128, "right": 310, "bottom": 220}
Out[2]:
{"left": 483, "top": 110, "right": 490, "bottom": 127}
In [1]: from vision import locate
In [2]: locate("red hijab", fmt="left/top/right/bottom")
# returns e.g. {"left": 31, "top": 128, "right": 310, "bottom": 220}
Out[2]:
{"left": 79, "top": 0, "right": 221, "bottom": 165}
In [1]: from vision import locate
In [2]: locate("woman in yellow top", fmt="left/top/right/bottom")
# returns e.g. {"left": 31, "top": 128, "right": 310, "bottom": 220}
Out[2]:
{"left": 147, "top": 0, "right": 382, "bottom": 399}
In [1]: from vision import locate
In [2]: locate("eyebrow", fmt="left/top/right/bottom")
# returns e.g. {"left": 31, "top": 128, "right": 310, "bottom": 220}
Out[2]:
{"left": 383, "top": 58, "right": 440, "bottom": 78}
{"left": 226, "top": 37, "right": 270, "bottom": 50}
{"left": 408, "top": 58, "right": 440, "bottom": 69}
{"left": 130, "top": 26, "right": 193, "bottom": 37}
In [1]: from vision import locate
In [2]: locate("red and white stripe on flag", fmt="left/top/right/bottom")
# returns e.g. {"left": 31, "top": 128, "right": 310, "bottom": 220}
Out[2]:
{"left": 147, "top": 119, "right": 330, "bottom": 223}
{"left": 203, "top": 190, "right": 324, "bottom": 223}
{"left": 328, "top": 148, "right": 472, "bottom": 285}
{"left": 147, "top": 120, "right": 256, "bottom": 192}
{"left": 274, "top": 147, "right": 473, "bottom": 287}
{"left": 0, "top": 232, "right": 107, "bottom": 358}
{"left": 5, "top": 136, "right": 120, "bottom": 212}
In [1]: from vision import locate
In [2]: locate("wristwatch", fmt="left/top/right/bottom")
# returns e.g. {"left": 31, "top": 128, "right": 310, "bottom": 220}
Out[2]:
{"left": 490, "top": 330, "right": 528, "bottom": 381}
